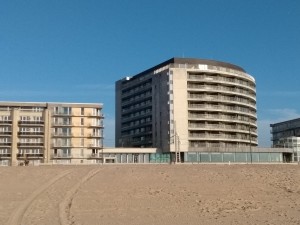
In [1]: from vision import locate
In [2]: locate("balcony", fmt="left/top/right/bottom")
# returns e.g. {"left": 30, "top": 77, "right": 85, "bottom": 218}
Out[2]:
{"left": 187, "top": 85, "right": 256, "bottom": 101}
{"left": 52, "top": 133, "right": 73, "bottom": 137}
{"left": 187, "top": 104, "right": 256, "bottom": 117}
{"left": 0, "top": 153, "right": 11, "bottom": 159}
{"left": 121, "top": 102, "right": 152, "bottom": 114}
{"left": 0, "top": 142, "right": 11, "bottom": 146}
{"left": 88, "top": 123, "right": 104, "bottom": 128}
{"left": 18, "top": 121, "right": 44, "bottom": 126}
{"left": 187, "top": 95, "right": 256, "bottom": 109}
{"left": 0, "top": 120, "right": 12, "bottom": 125}
{"left": 87, "top": 113, "right": 104, "bottom": 118}
{"left": 88, "top": 133, "right": 103, "bottom": 138}
{"left": 188, "top": 133, "right": 258, "bottom": 143}
{"left": 17, "top": 142, "right": 44, "bottom": 147}
{"left": 52, "top": 112, "right": 72, "bottom": 116}
{"left": 0, "top": 131, "right": 12, "bottom": 136}
{"left": 187, "top": 75, "right": 256, "bottom": 92}
{"left": 51, "top": 153, "right": 73, "bottom": 158}
{"left": 88, "top": 153, "right": 103, "bottom": 158}
{"left": 52, "top": 122, "right": 73, "bottom": 127}
{"left": 17, "top": 153, "right": 43, "bottom": 159}
{"left": 18, "top": 132, "right": 44, "bottom": 136}
{"left": 88, "top": 144, "right": 103, "bottom": 149}
{"left": 188, "top": 114, "right": 256, "bottom": 125}
{"left": 188, "top": 124, "right": 257, "bottom": 134}
{"left": 121, "top": 83, "right": 152, "bottom": 98}
{"left": 51, "top": 143, "right": 73, "bottom": 148}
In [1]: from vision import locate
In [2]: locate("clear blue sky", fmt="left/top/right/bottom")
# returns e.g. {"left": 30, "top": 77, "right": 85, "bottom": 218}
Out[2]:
{"left": 1, "top": 0, "right": 299, "bottom": 147}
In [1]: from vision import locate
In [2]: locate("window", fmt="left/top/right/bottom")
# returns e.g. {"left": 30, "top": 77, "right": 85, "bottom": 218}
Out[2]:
{"left": 63, "top": 107, "right": 71, "bottom": 115}
{"left": 80, "top": 138, "right": 84, "bottom": 147}
{"left": 81, "top": 108, "right": 84, "bottom": 116}
{"left": 81, "top": 118, "right": 84, "bottom": 126}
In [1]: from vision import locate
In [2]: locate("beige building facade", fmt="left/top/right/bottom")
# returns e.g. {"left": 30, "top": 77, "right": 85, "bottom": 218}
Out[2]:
{"left": 116, "top": 58, "right": 258, "bottom": 156}
{"left": 0, "top": 102, "right": 104, "bottom": 166}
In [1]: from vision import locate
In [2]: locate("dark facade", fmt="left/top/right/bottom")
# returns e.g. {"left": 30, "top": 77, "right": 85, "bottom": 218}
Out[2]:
{"left": 271, "top": 118, "right": 300, "bottom": 146}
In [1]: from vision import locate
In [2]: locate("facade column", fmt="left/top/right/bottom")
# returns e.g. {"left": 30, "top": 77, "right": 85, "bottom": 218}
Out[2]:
{"left": 11, "top": 108, "right": 19, "bottom": 166}
{"left": 43, "top": 108, "right": 51, "bottom": 163}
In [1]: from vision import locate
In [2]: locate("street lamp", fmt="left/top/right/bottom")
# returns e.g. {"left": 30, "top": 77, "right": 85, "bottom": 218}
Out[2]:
{"left": 249, "top": 122, "right": 252, "bottom": 164}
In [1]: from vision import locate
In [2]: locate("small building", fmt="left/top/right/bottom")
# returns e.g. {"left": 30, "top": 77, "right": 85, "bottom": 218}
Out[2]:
{"left": 84, "top": 147, "right": 292, "bottom": 164}
{"left": 271, "top": 118, "right": 300, "bottom": 162}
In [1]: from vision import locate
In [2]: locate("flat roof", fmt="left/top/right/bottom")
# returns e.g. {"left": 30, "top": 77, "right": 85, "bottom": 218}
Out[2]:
{"left": 0, "top": 101, "right": 103, "bottom": 108}
{"left": 122, "top": 57, "right": 246, "bottom": 82}
{"left": 270, "top": 117, "right": 300, "bottom": 127}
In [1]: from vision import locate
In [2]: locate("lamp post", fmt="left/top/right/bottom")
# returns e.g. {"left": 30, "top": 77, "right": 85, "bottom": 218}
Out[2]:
{"left": 249, "top": 122, "right": 252, "bottom": 164}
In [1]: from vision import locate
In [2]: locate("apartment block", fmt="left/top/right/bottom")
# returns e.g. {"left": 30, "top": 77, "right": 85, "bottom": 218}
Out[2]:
{"left": 116, "top": 58, "right": 258, "bottom": 155}
{"left": 0, "top": 102, "right": 104, "bottom": 166}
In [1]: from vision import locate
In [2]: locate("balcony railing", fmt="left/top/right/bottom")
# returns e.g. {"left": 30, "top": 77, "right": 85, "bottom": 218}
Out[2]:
{"left": 188, "top": 124, "right": 257, "bottom": 133}
{"left": 88, "top": 144, "right": 103, "bottom": 148}
{"left": 187, "top": 95, "right": 256, "bottom": 108}
{"left": 121, "top": 102, "right": 152, "bottom": 113}
{"left": 188, "top": 114, "right": 256, "bottom": 124}
{"left": 0, "top": 153, "right": 11, "bottom": 158}
{"left": 18, "top": 121, "right": 44, "bottom": 125}
{"left": 18, "top": 132, "right": 44, "bottom": 136}
{"left": 121, "top": 83, "right": 152, "bottom": 98}
{"left": 17, "top": 142, "right": 44, "bottom": 147}
{"left": 0, "top": 142, "right": 11, "bottom": 146}
{"left": 88, "top": 123, "right": 104, "bottom": 128}
{"left": 52, "top": 133, "right": 73, "bottom": 137}
{"left": 89, "top": 153, "right": 103, "bottom": 158}
{"left": 51, "top": 153, "right": 72, "bottom": 158}
{"left": 87, "top": 113, "right": 104, "bottom": 118}
{"left": 51, "top": 144, "right": 73, "bottom": 148}
{"left": 122, "top": 94, "right": 152, "bottom": 107}
{"left": 52, "top": 112, "right": 72, "bottom": 116}
{"left": 187, "top": 85, "right": 255, "bottom": 100}
{"left": 0, "top": 120, "right": 12, "bottom": 125}
{"left": 187, "top": 74, "right": 255, "bottom": 90}
{"left": 88, "top": 133, "right": 103, "bottom": 138}
{"left": 188, "top": 133, "right": 257, "bottom": 142}
{"left": 17, "top": 153, "right": 43, "bottom": 159}
{"left": 0, "top": 131, "right": 12, "bottom": 135}
{"left": 52, "top": 122, "right": 73, "bottom": 126}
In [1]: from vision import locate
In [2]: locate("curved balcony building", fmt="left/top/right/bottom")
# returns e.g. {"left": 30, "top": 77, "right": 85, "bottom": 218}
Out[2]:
{"left": 116, "top": 58, "right": 257, "bottom": 152}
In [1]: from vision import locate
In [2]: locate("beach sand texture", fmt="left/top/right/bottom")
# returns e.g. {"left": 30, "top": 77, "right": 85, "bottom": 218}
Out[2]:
{"left": 1, "top": 164, "right": 300, "bottom": 225}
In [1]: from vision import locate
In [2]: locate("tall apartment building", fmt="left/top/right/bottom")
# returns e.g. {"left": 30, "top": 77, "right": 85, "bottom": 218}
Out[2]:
{"left": 271, "top": 118, "right": 300, "bottom": 161}
{"left": 116, "top": 58, "right": 257, "bottom": 154}
{"left": 0, "top": 102, "right": 104, "bottom": 166}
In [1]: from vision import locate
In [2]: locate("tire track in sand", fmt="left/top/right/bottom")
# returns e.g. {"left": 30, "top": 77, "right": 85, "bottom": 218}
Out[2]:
{"left": 7, "top": 170, "right": 72, "bottom": 225}
{"left": 59, "top": 168, "right": 100, "bottom": 225}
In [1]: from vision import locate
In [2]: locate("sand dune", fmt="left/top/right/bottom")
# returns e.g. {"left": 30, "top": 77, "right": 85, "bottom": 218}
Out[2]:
{"left": 1, "top": 164, "right": 300, "bottom": 225}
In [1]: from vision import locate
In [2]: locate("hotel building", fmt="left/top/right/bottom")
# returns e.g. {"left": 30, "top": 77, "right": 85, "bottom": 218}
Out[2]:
{"left": 116, "top": 57, "right": 258, "bottom": 158}
{"left": 0, "top": 102, "right": 104, "bottom": 166}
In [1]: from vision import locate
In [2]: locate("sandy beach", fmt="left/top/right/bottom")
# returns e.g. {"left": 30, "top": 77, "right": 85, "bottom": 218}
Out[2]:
{"left": 1, "top": 164, "right": 300, "bottom": 225}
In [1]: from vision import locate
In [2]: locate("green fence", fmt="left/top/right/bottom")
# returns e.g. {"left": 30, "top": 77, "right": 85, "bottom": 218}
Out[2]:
{"left": 185, "top": 152, "right": 283, "bottom": 163}
{"left": 149, "top": 153, "right": 171, "bottom": 163}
